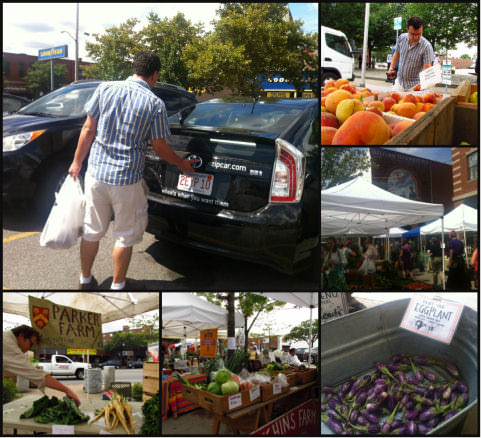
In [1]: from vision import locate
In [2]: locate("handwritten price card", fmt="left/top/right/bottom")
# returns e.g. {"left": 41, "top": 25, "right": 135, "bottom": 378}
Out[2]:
{"left": 400, "top": 295, "right": 464, "bottom": 344}
{"left": 321, "top": 292, "right": 348, "bottom": 323}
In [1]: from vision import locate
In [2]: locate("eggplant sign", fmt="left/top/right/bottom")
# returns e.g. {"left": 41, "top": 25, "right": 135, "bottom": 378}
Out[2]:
{"left": 321, "top": 292, "right": 348, "bottom": 323}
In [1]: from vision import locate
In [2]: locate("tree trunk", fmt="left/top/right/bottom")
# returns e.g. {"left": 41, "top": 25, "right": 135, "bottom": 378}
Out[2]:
{"left": 227, "top": 292, "right": 235, "bottom": 363}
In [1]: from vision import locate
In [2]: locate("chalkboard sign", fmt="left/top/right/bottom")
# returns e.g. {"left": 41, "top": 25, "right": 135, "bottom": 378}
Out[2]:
{"left": 321, "top": 293, "right": 349, "bottom": 323}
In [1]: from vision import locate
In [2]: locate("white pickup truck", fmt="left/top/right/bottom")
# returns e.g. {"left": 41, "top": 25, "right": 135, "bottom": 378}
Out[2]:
{"left": 38, "top": 354, "right": 91, "bottom": 379}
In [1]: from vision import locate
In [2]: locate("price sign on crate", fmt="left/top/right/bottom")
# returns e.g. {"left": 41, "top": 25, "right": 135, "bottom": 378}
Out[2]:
{"left": 400, "top": 295, "right": 464, "bottom": 344}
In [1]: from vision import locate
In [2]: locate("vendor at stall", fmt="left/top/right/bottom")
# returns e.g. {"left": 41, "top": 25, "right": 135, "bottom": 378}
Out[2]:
{"left": 387, "top": 16, "right": 434, "bottom": 91}
{"left": 260, "top": 349, "right": 275, "bottom": 367}
{"left": 287, "top": 348, "right": 306, "bottom": 370}
{"left": 3, "top": 325, "right": 81, "bottom": 406}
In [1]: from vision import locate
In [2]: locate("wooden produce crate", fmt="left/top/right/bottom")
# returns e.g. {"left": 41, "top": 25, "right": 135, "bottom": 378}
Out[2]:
{"left": 452, "top": 104, "right": 479, "bottom": 145}
{"left": 181, "top": 383, "right": 200, "bottom": 404}
{"left": 384, "top": 96, "right": 457, "bottom": 145}
{"left": 142, "top": 362, "right": 159, "bottom": 402}
{"left": 260, "top": 383, "right": 289, "bottom": 401}
{"left": 297, "top": 368, "right": 317, "bottom": 384}
{"left": 280, "top": 371, "right": 298, "bottom": 386}
{"left": 452, "top": 80, "right": 478, "bottom": 109}
{"left": 197, "top": 387, "right": 261, "bottom": 415}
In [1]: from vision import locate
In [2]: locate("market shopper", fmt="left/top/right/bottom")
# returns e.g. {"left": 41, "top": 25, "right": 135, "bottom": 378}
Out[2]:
{"left": 428, "top": 237, "right": 443, "bottom": 289}
{"left": 3, "top": 325, "right": 81, "bottom": 406}
{"left": 287, "top": 348, "right": 306, "bottom": 369}
{"left": 68, "top": 51, "right": 198, "bottom": 290}
{"left": 387, "top": 16, "right": 434, "bottom": 91}
{"left": 358, "top": 237, "right": 378, "bottom": 288}
{"left": 470, "top": 238, "right": 479, "bottom": 289}
{"left": 322, "top": 237, "right": 348, "bottom": 290}
{"left": 399, "top": 238, "right": 414, "bottom": 280}
{"left": 447, "top": 231, "right": 470, "bottom": 290}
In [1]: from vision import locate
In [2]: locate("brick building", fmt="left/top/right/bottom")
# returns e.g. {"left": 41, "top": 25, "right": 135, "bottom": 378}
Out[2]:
{"left": 3, "top": 52, "right": 93, "bottom": 98}
{"left": 370, "top": 148, "right": 453, "bottom": 213}
{"left": 451, "top": 148, "right": 478, "bottom": 208}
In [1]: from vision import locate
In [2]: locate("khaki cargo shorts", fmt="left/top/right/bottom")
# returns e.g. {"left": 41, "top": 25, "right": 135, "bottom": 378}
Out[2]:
{"left": 83, "top": 172, "right": 148, "bottom": 248}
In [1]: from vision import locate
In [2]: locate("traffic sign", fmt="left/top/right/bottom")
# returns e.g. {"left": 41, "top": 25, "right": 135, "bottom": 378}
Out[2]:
{"left": 394, "top": 17, "right": 402, "bottom": 30}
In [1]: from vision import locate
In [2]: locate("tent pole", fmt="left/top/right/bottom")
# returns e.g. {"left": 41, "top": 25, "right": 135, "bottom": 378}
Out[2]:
{"left": 442, "top": 217, "right": 446, "bottom": 290}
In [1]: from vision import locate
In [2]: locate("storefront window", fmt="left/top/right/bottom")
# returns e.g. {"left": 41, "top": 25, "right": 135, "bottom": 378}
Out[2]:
{"left": 467, "top": 151, "right": 478, "bottom": 181}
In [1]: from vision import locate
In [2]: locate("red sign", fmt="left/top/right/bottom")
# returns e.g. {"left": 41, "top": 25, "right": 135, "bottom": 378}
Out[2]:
{"left": 252, "top": 399, "right": 319, "bottom": 435}
{"left": 32, "top": 306, "right": 49, "bottom": 329}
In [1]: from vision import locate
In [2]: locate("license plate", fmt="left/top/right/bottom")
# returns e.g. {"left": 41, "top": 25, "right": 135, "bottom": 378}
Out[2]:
{"left": 177, "top": 173, "right": 214, "bottom": 196}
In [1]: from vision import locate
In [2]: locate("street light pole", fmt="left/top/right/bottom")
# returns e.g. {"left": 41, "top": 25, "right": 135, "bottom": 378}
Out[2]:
{"left": 75, "top": 2, "right": 79, "bottom": 81}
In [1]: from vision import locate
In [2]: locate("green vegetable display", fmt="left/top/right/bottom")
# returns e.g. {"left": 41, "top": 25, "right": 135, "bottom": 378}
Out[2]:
{"left": 215, "top": 369, "right": 232, "bottom": 385}
{"left": 266, "top": 362, "right": 284, "bottom": 371}
{"left": 140, "top": 392, "right": 160, "bottom": 436}
{"left": 20, "top": 396, "right": 89, "bottom": 425}
{"left": 207, "top": 382, "right": 222, "bottom": 395}
{"left": 221, "top": 381, "right": 239, "bottom": 396}
{"left": 3, "top": 378, "right": 18, "bottom": 404}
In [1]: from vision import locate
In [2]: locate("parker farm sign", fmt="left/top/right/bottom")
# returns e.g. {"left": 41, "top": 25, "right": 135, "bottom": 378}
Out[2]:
{"left": 29, "top": 296, "right": 102, "bottom": 349}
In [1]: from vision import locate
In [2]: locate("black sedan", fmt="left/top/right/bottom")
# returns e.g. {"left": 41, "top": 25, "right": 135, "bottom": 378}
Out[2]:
{"left": 3, "top": 80, "right": 197, "bottom": 218}
{"left": 98, "top": 359, "right": 121, "bottom": 369}
{"left": 127, "top": 359, "right": 144, "bottom": 368}
{"left": 144, "top": 97, "right": 319, "bottom": 275}
{"left": 3, "top": 93, "right": 31, "bottom": 116}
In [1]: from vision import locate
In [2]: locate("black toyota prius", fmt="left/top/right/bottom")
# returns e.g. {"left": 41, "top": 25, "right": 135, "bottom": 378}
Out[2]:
{"left": 3, "top": 80, "right": 197, "bottom": 217}
{"left": 143, "top": 97, "right": 319, "bottom": 275}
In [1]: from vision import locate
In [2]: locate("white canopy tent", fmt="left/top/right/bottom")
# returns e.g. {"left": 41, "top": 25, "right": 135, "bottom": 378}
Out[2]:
{"left": 2, "top": 292, "right": 159, "bottom": 323}
{"left": 374, "top": 227, "right": 408, "bottom": 238}
{"left": 161, "top": 293, "right": 244, "bottom": 341}
{"left": 255, "top": 293, "right": 318, "bottom": 365}
{"left": 420, "top": 204, "right": 477, "bottom": 235}
{"left": 321, "top": 177, "right": 444, "bottom": 236}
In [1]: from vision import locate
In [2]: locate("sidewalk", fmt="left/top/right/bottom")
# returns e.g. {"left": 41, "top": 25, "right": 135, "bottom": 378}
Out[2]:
{"left": 353, "top": 67, "right": 476, "bottom": 88}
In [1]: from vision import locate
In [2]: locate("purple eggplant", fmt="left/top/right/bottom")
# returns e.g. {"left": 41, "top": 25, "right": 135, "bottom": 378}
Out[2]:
{"left": 406, "top": 376, "right": 419, "bottom": 385}
{"left": 426, "top": 416, "right": 440, "bottom": 428}
{"left": 328, "top": 418, "right": 344, "bottom": 434}
{"left": 355, "top": 391, "right": 367, "bottom": 405}
{"left": 444, "top": 409, "right": 459, "bottom": 421}
{"left": 349, "top": 409, "right": 359, "bottom": 424}
{"left": 321, "top": 403, "right": 327, "bottom": 411}
{"left": 328, "top": 398, "right": 340, "bottom": 410}
{"left": 454, "top": 381, "right": 468, "bottom": 393}
{"left": 443, "top": 385, "right": 452, "bottom": 400}
{"left": 391, "top": 419, "right": 402, "bottom": 429}
{"left": 327, "top": 409, "right": 341, "bottom": 419}
{"left": 362, "top": 411, "right": 379, "bottom": 423}
{"left": 391, "top": 426, "right": 406, "bottom": 435}
{"left": 419, "top": 407, "right": 437, "bottom": 422}
{"left": 392, "top": 354, "right": 402, "bottom": 363}
{"left": 373, "top": 382, "right": 386, "bottom": 393}
{"left": 424, "top": 371, "right": 436, "bottom": 382}
{"left": 364, "top": 402, "right": 378, "bottom": 412}
{"left": 368, "top": 423, "right": 380, "bottom": 434}
{"left": 414, "top": 370, "right": 424, "bottom": 382}
{"left": 341, "top": 380, "right": 352, "bottom": 394}
{"left": 394, "top": 371, "right": 405, "bottom": 383}
{"left": 339, "top": 404, "right": 349, "bottom": 416}
{"left": 386, "top": 395, "right": 396, "bottom": 411}
{"left": 387, "top": 363, "right": 401, "bottom": 372}
{"left": 417, "top": 423, "right": 431, "bottom": 435}
{"left": 413, "top": 394, "right": 433, "bottom": 406}
{"left": 377, "top": 391, "right": 388, "bottom": 403}
{"left": 404, "top": 401, "right": 414, "bottom": 410}
{"left": 322, "top": 385, "right": 335, "bottom": 393}
{"left": 454, "top": 393, "right": 468, "bottom": 409}
{"left": 400, "top": 394, "right": 409, "bottom": 405}
{"left": 356, "top": 415, "right": 368, "bottom": 426}
{"left": 381, "top": 422, "right": 391, "bottom": 434}
{"left": 405, "top": 408, "right": 419, "bottom": 420}
{"left": 406, "top": 421, "right": 417, "bottom": 435}
{"left": 445, "top": 362, "right": 460, "bottom": 377}
{"left": 414, "top": 356, "right": 431, "bottom": 365}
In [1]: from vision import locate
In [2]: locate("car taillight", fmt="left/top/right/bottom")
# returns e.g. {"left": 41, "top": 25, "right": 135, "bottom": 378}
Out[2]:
{"left": 269, "top": 138, "right": 305, "bottom": 203}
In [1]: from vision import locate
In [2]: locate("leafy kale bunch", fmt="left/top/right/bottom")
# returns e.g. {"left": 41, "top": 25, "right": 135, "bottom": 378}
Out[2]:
{"left": 20, "top": 395, "right": 89, "bottom": 425}
{"left": 140, "top": 392, "right": 159, "bottom": 435}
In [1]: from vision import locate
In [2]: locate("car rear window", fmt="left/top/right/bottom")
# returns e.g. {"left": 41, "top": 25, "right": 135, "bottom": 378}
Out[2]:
{"left": 181, "top": 102, "right": 303, "bottom": 133}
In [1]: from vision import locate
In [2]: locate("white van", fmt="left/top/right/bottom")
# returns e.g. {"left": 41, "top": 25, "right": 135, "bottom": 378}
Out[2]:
{"left": 321, "top": 26, "right": 355, "bottom": 85}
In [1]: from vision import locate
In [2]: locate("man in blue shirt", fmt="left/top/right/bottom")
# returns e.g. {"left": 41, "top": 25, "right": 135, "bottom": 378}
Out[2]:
{"left": 387, "top": 16, "right": 434, "bottom": 90}
{"left": 69, "top": 51, "right": 197, "bottom": 290}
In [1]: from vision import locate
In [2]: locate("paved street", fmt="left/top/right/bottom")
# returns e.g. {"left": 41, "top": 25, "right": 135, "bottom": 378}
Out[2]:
{"left": 55, "top": 368, "right": 143, "bottom": 386}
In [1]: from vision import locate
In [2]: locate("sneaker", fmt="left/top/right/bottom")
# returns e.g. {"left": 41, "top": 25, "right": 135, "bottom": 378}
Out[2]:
{"left": 110, "top": 279, "right": 146, "bottom": 291}
{"left": 78, "top": 276, "right": 98, "bottom": 291}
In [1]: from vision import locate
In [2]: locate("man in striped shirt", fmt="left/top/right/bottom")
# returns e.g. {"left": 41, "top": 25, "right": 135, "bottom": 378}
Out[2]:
{"left": 68, "top": 51, "right": 197, "bottom": 290}
{"left": 387, "top": 16, "right": 434, "bottom": 91}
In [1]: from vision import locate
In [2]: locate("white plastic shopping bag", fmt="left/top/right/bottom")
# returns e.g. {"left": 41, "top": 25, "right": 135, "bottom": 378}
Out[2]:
{"left": 40, "top": 175, "right": 85, "bottom": 249}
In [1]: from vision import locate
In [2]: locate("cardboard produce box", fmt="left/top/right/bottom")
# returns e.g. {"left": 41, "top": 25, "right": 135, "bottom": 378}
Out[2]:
{"left": 296, "top": 368, "right": 317, "bottom": 384}
{"left": 181, "top": 383, "right": 200, "bottom": 404}
{"left": 197, "top": 386, "right": 261, "bottom": 415}
{"left": 260, "top": 382, "right": 289, "bottom": 401}
{"left": 142, "top": 362, "right": 159, "bottom": 401}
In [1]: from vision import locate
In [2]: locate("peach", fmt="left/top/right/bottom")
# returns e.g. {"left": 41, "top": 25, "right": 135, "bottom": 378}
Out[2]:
{"left": 391, "top": 120, "right": 415, "bottom": 137}
{"left": 416, "top": 102, "right": 424, "bottom": 113}
{"left": 321, "top": 127, "right": 338, "bottom": 145}
{"left": 366, "top": 107, "right": 383, "bottom": 117}
{"left": 388, "top": 123, "right": 397, "bottom": 138}
{"left": 335, "top": 78, "right": 349, "bottom": 88}
{"left": 321, "top": 96, "right": 327, "bottom": 107}
{"left": 325, "top": 89, "right": 353, "bottom": 114}
{"left": 359, "top": 90, "right": 372, "bottom": 98}
{"left": 413, "top": 112, "right": 426, "bottom": 121}
{"left": 336, "top": 99, "right": 364, "bottom": 124}
{"left": 368, "top": 101, "right": 385, "bottom": 112}
{"left": 324, "top": 80, "right": 336, "bottom": 89}
{"left": 331, "top": 111, "right": 391, "bottom": 145}
{"left": 382, "top": 97, "right": 396, "bottom": 112}
{"left": 421, "top": 103, "right": 434, "bottom": 112}
{"left": 340, "top": 83, "right": 357, "bottom": 94}
{"left": 390, "top": 92, "right": 402, "bottom": 103}
{"left": 321, "top": 87, "right": 337, "bottom": 97}
{"left": 321, "top": 112, "right": 339, "bottom": 128}
{"left": 391, "top": 103, "right": 401, "bottom": 113}
{"left": 422, "top": 93, "right": 437, "bottom": 104}
{"left": 401, "top": 94, "right": 417, "bottom": 104}
{"left": 395, "top": 102, "right": 417, "bottom": 118}
{"left": 321, "top": 106, "right": 327, "bottom": 112}
{"left": 415, "top": 95, "right": 423, "bottom": 103}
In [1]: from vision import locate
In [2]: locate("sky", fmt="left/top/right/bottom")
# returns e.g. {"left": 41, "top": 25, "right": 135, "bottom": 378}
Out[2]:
{"left": 384, "top": 148, "right": 453, "bottom": 165}
{"left": 3, "top": 3, "right": 318, "bottom": 63}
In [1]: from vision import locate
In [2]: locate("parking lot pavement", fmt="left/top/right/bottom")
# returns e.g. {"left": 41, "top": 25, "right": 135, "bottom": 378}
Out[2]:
{"left": 3, "top": 208, "right": 317, "bottom": 290}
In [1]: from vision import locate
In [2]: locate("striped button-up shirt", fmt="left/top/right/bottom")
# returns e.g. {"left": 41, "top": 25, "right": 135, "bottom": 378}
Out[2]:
{"left": 86, "top": 76, "right": 171, "bottom": 185}
{"left": 396, "top": 33, "right": 434, "bottom": 89}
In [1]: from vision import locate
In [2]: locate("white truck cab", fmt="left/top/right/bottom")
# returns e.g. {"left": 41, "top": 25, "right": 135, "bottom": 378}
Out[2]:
{"left": 321, "top": 26, "right": 355, "bottom": 85}
{"left": 38, "top": 354, "right": 90, "bottom": 379}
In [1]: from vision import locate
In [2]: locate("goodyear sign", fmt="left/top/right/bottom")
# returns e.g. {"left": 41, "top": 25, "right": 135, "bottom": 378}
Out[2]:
{"left": 29, "top": 296, "right": 102, "bottom": 349}
{"left": 38, "top": 45, "right": 68, "bottom": 61}
{"left": 67, "top": 349, "right": 97, "bottom": 355}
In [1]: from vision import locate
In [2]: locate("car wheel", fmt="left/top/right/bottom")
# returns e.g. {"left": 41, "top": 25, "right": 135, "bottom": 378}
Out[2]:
{"left": 321, "top": 72, "right": 340, "bottom": 86}
{"left": 75, "top": 369, "right": 85, "bottom": 380}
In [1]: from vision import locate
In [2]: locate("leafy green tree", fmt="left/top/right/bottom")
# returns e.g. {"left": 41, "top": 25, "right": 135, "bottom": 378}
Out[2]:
{"left": 103, "top": 332, "right": 150, "bottom": 354}
{"left": 25, "top": 62, "right": 68, "bottom": 97}
{"left": 127, "top": 313, "right": 159, "bottom": 342}
{"left": 284, "top": 319, "right": 318, "bottom": 347}
{"left": 460, "top": 54, "right": 472, "bottom": 60}
{"left": 321, "top": 147, "right": 371, "bottom": 189}
{"left": 184, "top": 3, "right": 317, "bottom": 96}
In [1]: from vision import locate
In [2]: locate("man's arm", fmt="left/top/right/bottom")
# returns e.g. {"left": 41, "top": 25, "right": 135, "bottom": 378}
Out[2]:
{"left": 45, "top": 374, "right": 81, "bottom": 406}
{"left": 423, "top": 62, "right": 433, "bottom": 70}
{"left": 151, "top": 138, "right": 198, "bottom": 174}
{"left": 388, "top": 50, "right": 400, "bottom": 72}
{"left": 68, "top": 114, "right": 98, "bottom": 180}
